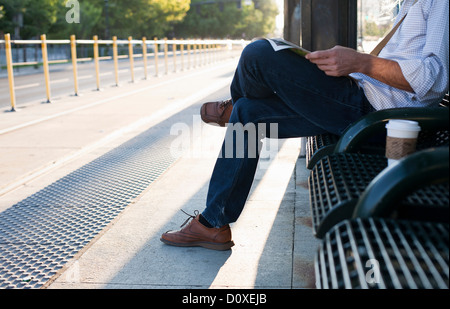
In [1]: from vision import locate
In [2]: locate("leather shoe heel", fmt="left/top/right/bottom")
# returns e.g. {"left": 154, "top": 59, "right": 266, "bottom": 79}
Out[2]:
{"left": 200, "top": 99, "right": 233, "bottom": 127}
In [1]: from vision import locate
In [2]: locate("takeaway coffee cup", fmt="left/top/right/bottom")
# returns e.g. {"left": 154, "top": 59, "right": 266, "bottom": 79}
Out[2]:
{"left": 385, "top": 119, "right": 421, "bottom": 166}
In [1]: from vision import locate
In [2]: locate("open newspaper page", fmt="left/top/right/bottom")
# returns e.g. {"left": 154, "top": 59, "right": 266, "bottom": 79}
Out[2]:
{"left": 265, "top": 38, "right": 311, "bottom": 57}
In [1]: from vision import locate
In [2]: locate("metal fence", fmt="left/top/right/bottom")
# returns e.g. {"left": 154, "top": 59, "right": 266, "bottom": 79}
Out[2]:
{"left": 0, "top": 34, "right": 248, "bottom": 111}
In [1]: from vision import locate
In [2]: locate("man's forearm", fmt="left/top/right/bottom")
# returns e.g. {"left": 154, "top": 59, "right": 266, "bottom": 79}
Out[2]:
{"left": 357, "top": 53, "right": 414, "bottom": 93}
{"left": 306, "top": 46, "right": 414, "bottom": 93}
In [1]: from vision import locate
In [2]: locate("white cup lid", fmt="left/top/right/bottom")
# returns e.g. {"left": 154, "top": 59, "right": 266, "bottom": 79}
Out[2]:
{"left": 385, "top": 119, "right": 421, "bottom": 132}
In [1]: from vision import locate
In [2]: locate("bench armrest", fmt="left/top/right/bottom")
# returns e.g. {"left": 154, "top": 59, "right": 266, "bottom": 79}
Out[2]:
{"left": 352, "top": 147, "right": 449, "bottom": 218}
{"left": 334, "top": 107, "right": 449, "bottom": 153}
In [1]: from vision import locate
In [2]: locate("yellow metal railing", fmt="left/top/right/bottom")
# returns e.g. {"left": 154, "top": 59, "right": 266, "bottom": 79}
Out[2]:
{"left": 4, "top": 34, "right": 16, "bottom": 111}
{"left": 1, "top": 34, "right": 247, "bottom": 112}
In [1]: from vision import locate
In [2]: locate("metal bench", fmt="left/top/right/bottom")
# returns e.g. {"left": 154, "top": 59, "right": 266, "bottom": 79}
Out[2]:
{"left": 307, "top": 105, "right": 449, "bottom": 237}
{"left": 309, "top": 146, "right": 449, "bottom": 238}
{"left": 312, "top": 95, "right": 450, "bottom": 289}
{"left": 305, "top": 133, "right": 340, "bottom": 169}
{"left": 315, "top": 218, "right": 449, "bottom": 289}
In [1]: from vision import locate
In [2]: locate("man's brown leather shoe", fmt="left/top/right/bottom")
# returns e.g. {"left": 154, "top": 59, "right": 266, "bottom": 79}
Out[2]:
{"left": 200, "top": 99, "right": 233, "bottom": 127}
{"left": 161, "top": 214, "right": 234, "bottom": 251}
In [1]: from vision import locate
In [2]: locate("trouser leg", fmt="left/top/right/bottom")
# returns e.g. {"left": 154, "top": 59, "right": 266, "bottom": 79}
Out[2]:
{"left": 201, "top": 96, "right": 328, "bottom": 228}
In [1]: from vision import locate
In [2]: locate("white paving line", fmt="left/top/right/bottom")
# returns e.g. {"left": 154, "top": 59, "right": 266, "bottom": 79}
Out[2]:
{"left": 51, "top": 78, "right": 70, "bottom": 84}
{"left": 15, "top": 83, "right": 40, "bottom": 90}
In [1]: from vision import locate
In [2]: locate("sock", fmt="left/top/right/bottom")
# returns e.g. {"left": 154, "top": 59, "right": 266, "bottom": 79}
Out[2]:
{"left": 199, "top": 214, "right": 214, "bottom": 228}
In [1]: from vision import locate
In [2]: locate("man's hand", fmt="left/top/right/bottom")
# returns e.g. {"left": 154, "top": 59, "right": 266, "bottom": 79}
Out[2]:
{"left": 305, "top": 45, "right": 362, "bottom": 77}
{"left": 305, "top": 45, "right": 414, "bottom": 93}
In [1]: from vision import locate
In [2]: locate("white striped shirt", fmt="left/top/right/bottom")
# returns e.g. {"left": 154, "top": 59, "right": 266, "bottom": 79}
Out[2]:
{"left": 350, "top": 0, "right": 449, "bottom": 110}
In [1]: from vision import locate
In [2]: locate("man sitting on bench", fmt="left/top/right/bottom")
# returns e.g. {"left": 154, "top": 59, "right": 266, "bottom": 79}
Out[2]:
{"left": 160, "top": 0, "right": 449, "bottom": 250}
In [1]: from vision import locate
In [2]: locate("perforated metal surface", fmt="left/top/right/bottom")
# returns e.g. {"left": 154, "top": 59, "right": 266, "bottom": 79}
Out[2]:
{"left": 0, "top": 120, "right": 182, "bottom": 288}
{"left": 308, "top": 152, "right": 449, "bottom": 236}
{"left": 315, "top": 218, "right": 449, "bottom": 289}
{"left": 308, "top": 153, "right": 387, "bottom": 235}
{"left": 305, "top": 133, "right": 339, "bottom": 169}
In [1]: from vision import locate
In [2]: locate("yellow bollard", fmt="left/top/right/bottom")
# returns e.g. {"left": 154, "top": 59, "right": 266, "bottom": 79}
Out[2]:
{"left": 112, "top": 36, "right": 119, "bottom": 86}
{"left": 217, "top": 43, "right": 220, "bottom": 60}
{"left": 70, "top": 35, "right": 79, "bottom": 96}
{"left": 187, "top": 42, "right": 191, "bottom": 70}
{"left": 196, "top": 44, "right": 202, "bottom": 67}
{"left": 194, "top": 43, "right": 198, "bottom": 67}
{"left": 216, "top": 44, "right": 219, "bottom": 62}
{"left": 198, "top": 44, "right": 205, "bottom": 66}
{"left": 164, "top": 37, "right": 168, "bottom": 75}
{"left": 209, "top": 43, "right": 212, "bottom": 63}
{"left": 142, "top": 37, "right": 148, "bottom": 80}
{"left": 4, "top": 34, "right": 16, "bottom": 111}
{"left": 198, "top": 43, "right": 201, "bottom": 66}
{"left": 198, "top": 43, "right": 202, "bottom": 66}
{"left": 172, "top": 38, "right": 177, "bottom": 73}
{"left": 217, "top": 43, "right": 220, "bottom": 62}
{"left": 40, "top": 34, "right": 51, "bottom": 103}
{"left": 193, "top": 43, "right": 197, "bottom": 68}
{"left": 93, "top": 35, "right": 101, "bottom": 90}
{"left": 180, "top": 39, "right": 184, "bottom": 71}
{"left": 203, "top": 43, "right": 207, "bottom": 65}
{"left": 128, "top": 36, "right": 135, "bottom": 83}
{"left": 154, "top": 37, "right": 159, "bottom": 77}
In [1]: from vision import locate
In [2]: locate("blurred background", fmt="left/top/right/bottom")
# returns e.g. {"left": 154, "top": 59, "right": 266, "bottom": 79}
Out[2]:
{"left": 0, "top": 0, "right": 403, "bottom": 79}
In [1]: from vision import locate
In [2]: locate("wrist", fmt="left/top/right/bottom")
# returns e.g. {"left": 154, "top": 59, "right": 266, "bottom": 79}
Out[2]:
{"left": 357, "top": 53, "right": 374, "bottom": 75}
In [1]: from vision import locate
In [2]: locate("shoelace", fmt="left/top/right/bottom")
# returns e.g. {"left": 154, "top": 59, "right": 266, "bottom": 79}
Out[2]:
{"left": 179, "top": 209, "right": 199, "bottom": 228}
{"left": 218, "top": 99, "right": 232, "bottom": 109}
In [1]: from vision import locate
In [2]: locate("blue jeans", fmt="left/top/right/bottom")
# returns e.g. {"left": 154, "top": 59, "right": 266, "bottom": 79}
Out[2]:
{"left": 201, "top": 40, "right": 374, "bottom": 227}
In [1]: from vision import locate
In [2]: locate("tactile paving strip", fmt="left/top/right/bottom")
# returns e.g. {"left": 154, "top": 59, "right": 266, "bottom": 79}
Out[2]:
{"left": 0, "top": 113, "right": 190, "bottom": 288}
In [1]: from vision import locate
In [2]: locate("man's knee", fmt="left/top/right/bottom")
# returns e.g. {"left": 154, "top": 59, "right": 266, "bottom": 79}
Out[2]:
{"left": 240, "top": 39, "right": 273, "bottom": 64}
{"left": 230, "top": 98, "right": 259, "bottom": 125}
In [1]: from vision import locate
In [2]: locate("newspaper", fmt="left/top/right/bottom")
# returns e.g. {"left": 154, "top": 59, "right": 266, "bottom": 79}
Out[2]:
{"left": 265, "top": 38, "right": 310, "bottom": 57}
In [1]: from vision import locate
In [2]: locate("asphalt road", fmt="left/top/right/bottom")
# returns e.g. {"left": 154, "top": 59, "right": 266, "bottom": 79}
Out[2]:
{"left": 0, "top": 51, "right": 220, "bottom": 110}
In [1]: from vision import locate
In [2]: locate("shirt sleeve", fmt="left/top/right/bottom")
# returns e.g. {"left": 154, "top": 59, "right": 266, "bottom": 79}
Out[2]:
{"left": 397, "top": 0, "right": 449, "bottom": 102}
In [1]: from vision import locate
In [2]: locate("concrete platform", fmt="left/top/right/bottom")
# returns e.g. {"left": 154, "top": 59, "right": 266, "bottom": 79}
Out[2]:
{"left": 0, "top": 56, "right": 320, "bottom": 291}
{"left": 46, "top": 139, "right": 319, "bottom": 289}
